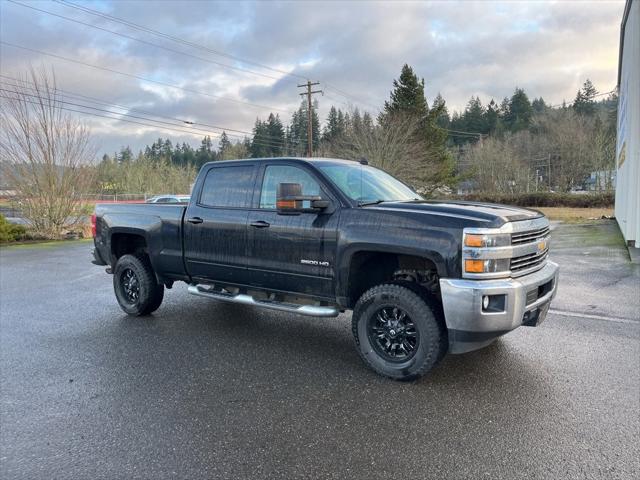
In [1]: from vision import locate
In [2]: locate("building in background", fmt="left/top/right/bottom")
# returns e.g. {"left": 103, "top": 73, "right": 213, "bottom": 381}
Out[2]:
{"left": 615, "top": 0, "right": 640, "bottom": 261}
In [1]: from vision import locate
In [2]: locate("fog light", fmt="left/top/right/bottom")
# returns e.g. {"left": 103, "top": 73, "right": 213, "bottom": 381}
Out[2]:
{"left": 482, "top": 295, "right": 490, "bottom": 309}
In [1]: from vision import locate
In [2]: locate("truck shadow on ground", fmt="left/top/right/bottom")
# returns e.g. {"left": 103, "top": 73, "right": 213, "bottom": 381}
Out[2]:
{"left": 101, "top": 295, "right": 550, "bottom": 399}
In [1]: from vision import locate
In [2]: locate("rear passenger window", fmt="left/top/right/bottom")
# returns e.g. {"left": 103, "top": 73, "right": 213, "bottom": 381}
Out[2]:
{"left": 199, "top": 166, "right": 254, "bottom": 208}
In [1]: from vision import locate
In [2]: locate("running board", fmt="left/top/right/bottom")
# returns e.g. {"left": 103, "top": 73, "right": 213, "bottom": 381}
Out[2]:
{"left": 187, "top": 285, "right": 339, "bottom": 317}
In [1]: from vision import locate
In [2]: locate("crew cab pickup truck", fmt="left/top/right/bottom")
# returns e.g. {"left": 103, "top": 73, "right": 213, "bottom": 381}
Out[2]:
{"left": 92, "top": 157, "right": 559, "bottom": 380}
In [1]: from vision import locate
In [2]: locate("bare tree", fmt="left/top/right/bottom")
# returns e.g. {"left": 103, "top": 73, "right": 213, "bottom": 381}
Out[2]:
{"left": 321, "top": 113, "right": 425, "bottom": 188}
{"left": 0, "top": 68, "right": 95, "bottom": 238}
{"left": 460, "top": 135, "right": 533, "bottom": 193}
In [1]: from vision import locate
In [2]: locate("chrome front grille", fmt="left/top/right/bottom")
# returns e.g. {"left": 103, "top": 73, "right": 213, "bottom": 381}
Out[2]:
{"left": 511, "top": 226, "right": 550, "bottom": 245}
{"left": 462, "top": 216, "right": 551, "bottom": 279}
{"left": 511, "top": 248, "right": 549, "bottom": 275}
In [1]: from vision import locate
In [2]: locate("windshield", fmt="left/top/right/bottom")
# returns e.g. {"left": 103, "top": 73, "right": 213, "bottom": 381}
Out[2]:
{"left": 317, "top": 163, "right": 422, "bottom": 204}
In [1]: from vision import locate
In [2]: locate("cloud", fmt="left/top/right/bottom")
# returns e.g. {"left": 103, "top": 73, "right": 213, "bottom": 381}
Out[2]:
{"left": 0, "top": 0, "right": 625, "bottom": 155}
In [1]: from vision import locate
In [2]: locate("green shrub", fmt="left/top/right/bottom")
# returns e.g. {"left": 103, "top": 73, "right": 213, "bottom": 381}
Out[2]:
{"left": 450, "top": 192, "right": 614, "bottom": 208}
{"left": 0, "top": 214, "right": 27, "bottom": 243}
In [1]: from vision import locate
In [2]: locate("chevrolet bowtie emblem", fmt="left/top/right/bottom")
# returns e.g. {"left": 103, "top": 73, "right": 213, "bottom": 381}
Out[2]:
{"left": 538, "top": 239, "right": 547, "bottom": 251}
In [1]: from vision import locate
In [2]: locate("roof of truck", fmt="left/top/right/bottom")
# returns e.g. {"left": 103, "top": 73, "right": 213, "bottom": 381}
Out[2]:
{"left": 201, "top": 157, "right": 360, "bottom": 168}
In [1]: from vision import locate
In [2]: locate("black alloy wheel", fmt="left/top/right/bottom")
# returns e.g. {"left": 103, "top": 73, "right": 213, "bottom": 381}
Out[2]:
{"left": 367, "top": 306, "right": 419, "bottom": 361}
{"left": 352, "top": 283, "right": 447, "bottom": 380}
{"left": 113, "top": 253, "right": 164, "bottom": 316}
{"left": 120, "top": 268, "right": 140, "bottom": 304}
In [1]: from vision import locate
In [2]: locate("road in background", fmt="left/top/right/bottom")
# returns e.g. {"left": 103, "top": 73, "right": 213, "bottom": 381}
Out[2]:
{"left": 1, "top": 221, "right": 638, "bottom": 479}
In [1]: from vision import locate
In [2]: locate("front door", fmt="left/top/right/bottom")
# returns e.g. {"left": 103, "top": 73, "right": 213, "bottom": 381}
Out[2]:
{"left": 247, "top": 164, "right": 339, "bottom": 298}
{"left": 183, "top": 164, "right": 256, "bottom": 285}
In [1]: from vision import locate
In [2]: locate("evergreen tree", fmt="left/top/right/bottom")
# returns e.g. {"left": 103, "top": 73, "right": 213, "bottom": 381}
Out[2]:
{"left": 484, "top": 99, "right": 499, "bottom": 133}
{"left": 161, "top": 139, "right": 173, "bottom": 159}
{"left": 532, "top": 97, "right": 547, "bottom": 114}
{"left": 266, "top": 113, "right": 285, "bottom": 156}
{"left": 196, "top": 136, "right": 213, "bottom": 166}
{"left": 250, "top": 118, "right": 268, "bottom": 158}
{"left": 323, "top": 106, "right": 340, "bottom": 142}
{"left": 250, "top": 114, "right": 285, "bottom": 158}
{"left": 351, "top": 108, "right": 363, "bottom": 137}
{"left": 362, "top": 111, "right": 374, "bottom": 135}
{"left": 506, "top": 88, "right": 533, "bottom": 131}
{"left": 381, "top": 64, "right": 428, "bottom": 121}
{"left": 382, "top": 64, "right": 455, "bottom": 189}
{"left": 463, "top": 96, "right": 485, "bottom": 133}
{"left": 117, "top": 146, "right": 133, "bottom": 163}
{"left": 218, "top": 132, "right": 232, "bottom": 159}
{"left": 573, "top": 79, "right": 598, "bottom": 116}
{"left": 287, "top": 100, "right": 320, "bottom": 156}
{"left": 432, "top": 93, "right": 450, "bottom": 129}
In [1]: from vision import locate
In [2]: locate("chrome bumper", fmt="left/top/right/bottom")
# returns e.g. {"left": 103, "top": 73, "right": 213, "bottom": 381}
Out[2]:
{"left": 439, "top": 261, "right": 559, "bottom": 353}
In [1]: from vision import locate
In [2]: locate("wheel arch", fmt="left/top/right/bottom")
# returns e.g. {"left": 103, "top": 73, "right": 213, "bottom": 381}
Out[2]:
{"left": 340, "top": 248, "right": 445, "bottom": 308}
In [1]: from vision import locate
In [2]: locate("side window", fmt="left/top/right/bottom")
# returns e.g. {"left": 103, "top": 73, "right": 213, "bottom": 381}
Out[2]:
{"left": 259, "top": 165, "right": 320, "bottom": 209}
{"left": 199, "top": 165, "right": 254, "bottom": 208}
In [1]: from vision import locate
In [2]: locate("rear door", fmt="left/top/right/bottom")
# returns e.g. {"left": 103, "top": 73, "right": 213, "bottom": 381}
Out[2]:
{"left": 183, "top": 163, "right": 256, "bottom": 284}
{"left": 246, "top": 163, "right": 339, "bottom": 298}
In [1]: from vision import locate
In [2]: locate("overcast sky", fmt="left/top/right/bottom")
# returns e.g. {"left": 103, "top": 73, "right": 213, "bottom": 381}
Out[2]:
{"left": 0, "top": 0, "right": 626, "bottom": 156}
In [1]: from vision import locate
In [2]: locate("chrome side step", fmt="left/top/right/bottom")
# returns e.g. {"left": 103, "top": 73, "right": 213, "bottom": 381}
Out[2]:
{"left": 187, "top": 285, "right": 339, "bottom": 317}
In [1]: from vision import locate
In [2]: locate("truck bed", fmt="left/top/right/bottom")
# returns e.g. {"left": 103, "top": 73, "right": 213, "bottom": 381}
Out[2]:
{"left": 94, "top": 203, "right": 187, "bottom": 280}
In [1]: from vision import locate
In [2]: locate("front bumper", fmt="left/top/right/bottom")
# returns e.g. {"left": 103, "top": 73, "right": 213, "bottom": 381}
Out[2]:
{"left": 439, "top": 261, "right": 559, "bottom": 353}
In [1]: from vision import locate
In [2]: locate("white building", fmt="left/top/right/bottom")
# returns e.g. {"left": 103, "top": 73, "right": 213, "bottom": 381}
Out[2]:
{"left": 616, "top": 0, "right": 640, "bottom": 260}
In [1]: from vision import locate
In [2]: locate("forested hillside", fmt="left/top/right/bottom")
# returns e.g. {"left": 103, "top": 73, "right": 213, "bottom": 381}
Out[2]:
{"left": 96, "top": 65, "right": 617, "bottom": 196}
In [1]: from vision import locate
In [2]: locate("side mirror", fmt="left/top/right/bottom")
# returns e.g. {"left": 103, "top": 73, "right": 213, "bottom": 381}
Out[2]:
{"left": 276, "top": 183, "right": 330, "bottom": 215}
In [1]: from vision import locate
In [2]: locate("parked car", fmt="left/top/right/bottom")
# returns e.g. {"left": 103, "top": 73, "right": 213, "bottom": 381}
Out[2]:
{"left": 92, "top": 158, "right": 559, "bottom": 380}
{"left": 146, "top": 195, "right": 190, "bottom": 204}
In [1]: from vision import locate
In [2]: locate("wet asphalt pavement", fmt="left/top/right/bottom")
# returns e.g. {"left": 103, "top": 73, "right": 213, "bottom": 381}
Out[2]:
{"left": 1, "top": 220, "right": 639, "bottom": 479}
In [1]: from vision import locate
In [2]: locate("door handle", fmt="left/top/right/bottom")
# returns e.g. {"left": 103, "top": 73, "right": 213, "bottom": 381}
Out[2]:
{"left": 187, "top": 216, "right": 203, "bottom": 224}
{"left": 250, "top": 220, "right": 270, "bottom": 228}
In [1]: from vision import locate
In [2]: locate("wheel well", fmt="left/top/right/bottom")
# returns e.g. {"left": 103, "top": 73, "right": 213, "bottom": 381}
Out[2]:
{"left": 346, "top": 252, "right": 440, "bottom": 307}
{"left": 110, "top": 233, "right": 147, "bottom": 263}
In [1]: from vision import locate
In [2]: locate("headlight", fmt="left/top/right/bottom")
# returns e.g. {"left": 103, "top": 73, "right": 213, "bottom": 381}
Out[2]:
{"left": 463, "top": 233, "right": 510, "bottom": 248}
{"left": 464, "top": 258, "right": 511, "bottom": 274}
{"left": 462, "top": 229, "right": 511, "bottom": 278}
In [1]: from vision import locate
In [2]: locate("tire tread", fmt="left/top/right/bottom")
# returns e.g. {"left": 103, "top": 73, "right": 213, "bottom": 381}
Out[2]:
{"left": 351, "top": 283, "right": 446, "bottom": 380}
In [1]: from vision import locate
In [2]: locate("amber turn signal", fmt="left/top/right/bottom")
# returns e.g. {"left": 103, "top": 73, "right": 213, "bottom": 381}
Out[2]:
{"left": 465, "top": 259, "right": 485, "bottom": 273}
{"left": 276, "top": 200, "right": 296, "bottom": 209}
{"left": 464, "top": 234, "right": 484, "bottom": 247}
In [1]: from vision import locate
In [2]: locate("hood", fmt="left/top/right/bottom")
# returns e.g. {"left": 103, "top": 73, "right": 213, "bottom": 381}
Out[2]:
{"left": 363, "top": 200, "right": 542, "bottom": 226}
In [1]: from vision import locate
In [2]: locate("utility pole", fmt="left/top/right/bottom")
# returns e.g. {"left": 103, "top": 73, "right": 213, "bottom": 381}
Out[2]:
{"left": 298, "top": 81, "right": 322, "bottom": 157}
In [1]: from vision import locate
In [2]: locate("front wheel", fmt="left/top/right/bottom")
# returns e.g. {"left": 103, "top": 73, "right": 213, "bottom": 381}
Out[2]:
{"left": 352, "top": 284, "right": 446, "bottom": 380}
{"left": 113, "top": 253, "right": 164, "bottom": 316}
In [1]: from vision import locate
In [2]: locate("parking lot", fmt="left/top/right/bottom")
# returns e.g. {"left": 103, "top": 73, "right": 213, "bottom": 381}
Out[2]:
{"left": 1, "top": 220, "right": 638, "bottom": 479}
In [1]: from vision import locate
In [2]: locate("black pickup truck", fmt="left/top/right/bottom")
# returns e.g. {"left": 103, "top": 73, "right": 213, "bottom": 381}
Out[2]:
{"left": 92, "top": 157, "right": 559, "bottom": 380}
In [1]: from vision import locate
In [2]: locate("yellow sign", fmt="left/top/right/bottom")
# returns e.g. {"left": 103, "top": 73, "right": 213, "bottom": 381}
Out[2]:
{"left": 618, "top": 143, "right": 626, "bottom": 168}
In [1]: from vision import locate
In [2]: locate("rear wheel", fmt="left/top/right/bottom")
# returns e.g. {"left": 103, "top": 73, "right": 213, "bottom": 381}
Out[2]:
{"left": 352, "top": 283, "right": 446, "bottom": 380}
{"left": 113, "top": 253, "right": 164, "bottom": 316}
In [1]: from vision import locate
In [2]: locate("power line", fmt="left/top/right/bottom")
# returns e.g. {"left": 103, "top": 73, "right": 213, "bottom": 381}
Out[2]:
{"left": 53, "top": 0, "right": 310, "bottom": 82}
{"left": 323, "top": 83, "right": 381, "bottom": 112}
{"left": 7, "top": 2, "right": 491, "bottom": 139}
{"left": 7, "top": 0, "right": 293, "bottom": 84}
{"left": 0, "top": 88, "right": 294, "bottom": 151}
{"left": 0, "top": 74, "right": 299, "bottom": 146}
{"left": 548, "top": 88, "right": 616, "bottom": 109}
{"left": 0, "top": 41, "right": 296, "bottom": 115}
{"left": 52, "top": 0, "right": 379, "bottom": 113}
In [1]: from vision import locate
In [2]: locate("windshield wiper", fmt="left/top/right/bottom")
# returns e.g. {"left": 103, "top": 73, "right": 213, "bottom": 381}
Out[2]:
{"left": 358, "top": 199, "right": 386, "bottom": 207}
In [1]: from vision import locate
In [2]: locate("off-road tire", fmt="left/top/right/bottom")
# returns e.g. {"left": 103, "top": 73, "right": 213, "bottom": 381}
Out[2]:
{"left": 352, "top": 283, "right": 446, "bottom": 380}
{"left": 113, "top": 253, "right": 164, "bottom": 316}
